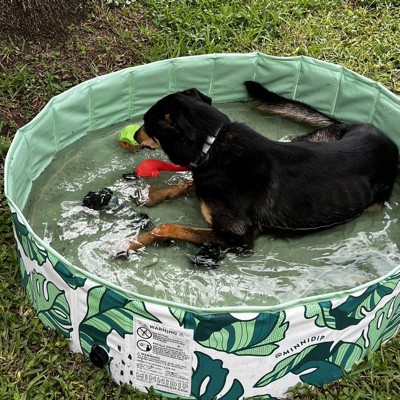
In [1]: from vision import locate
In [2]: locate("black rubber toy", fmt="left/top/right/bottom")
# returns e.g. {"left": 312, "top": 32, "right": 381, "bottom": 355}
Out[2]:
{"left": 82, "top": 188, "right": 113, "bottom": 210}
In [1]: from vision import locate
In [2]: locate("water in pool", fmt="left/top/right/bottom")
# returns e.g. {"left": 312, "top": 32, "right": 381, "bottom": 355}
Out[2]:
{"left": 25, "top": 102, "right": 400, "bottom": 307}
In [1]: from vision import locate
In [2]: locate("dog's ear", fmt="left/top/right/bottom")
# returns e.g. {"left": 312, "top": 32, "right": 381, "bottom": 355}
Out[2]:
{"left": 182, "top": 88, "right": 212, "bottom": 105}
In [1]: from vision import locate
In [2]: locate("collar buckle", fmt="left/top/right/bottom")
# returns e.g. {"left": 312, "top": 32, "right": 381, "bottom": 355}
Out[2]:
{"left": 190, "top": 124, "right": 224, "bottom": 168}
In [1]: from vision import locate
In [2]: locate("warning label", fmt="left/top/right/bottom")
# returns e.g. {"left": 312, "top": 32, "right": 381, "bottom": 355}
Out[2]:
{"left": 133, "top": 318, "right": 193, "bottom": 397}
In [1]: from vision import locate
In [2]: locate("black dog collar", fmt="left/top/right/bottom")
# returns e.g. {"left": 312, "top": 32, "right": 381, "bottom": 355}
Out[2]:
{"left": 190, "top": 124, "right": 224, "bottom": 168}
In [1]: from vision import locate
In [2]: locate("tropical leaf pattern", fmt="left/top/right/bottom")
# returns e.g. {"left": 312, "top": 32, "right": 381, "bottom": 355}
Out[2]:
{"left": 12, "top": 213, "right": 87, "bottom": 289}
{"left": 19, "top": 256, "right": 73, "bottom": 338}
{"left": 19, "top": 251, "right": 29, "bottom": 289}
{"left": 79, "top": 286, "right": 160, "bottom": 355}
{"left": 48, "top": 252, "right": 86, "bottom": 289}
{"left": 255, "top": 292, "right": 400, "bottom": 389}
{"left": 366, "top": 293, "right": 400, "bottom": 352}
{"left": 170, "top": 309, "right": 288, "bottom": 356}
{"left": 12, "top": 212, "right": 48, "bottom": 266}
{"left": 328, "top": 340, "right": 365, "bottom": 374}
{"left": 304, "top": 272, "right": 400, "bottom": 330}
{"left": 191, "top": 352, "right": 244, "bottom": 400}
{"left": 255, "top": 340, "right": 365, "bottom": 388}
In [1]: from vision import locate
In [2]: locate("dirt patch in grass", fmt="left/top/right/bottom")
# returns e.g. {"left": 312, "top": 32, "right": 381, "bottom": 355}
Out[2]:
{"left": 0, "top": 3, "right": 150, "bottom": 138}
{"left": 0, "top": 0, "right": 90, "bottom": 40}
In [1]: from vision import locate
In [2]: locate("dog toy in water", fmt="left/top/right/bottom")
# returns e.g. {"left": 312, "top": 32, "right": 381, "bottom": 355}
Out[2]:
{"left": 135, "top": 159, "right": 190, "bottom": 177}
{"left": 82, "top": 188, "right": 119, "bottom": 210}
{"left": 119, "top": 124, "right": 141, "bottom": 150}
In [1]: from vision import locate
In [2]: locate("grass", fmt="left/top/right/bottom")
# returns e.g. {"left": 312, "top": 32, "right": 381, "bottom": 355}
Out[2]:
{"left": 141, "top": 0, "right": 400, "bottom": 92}
{"left": 1, "top": 0, "right": 400, "bottom": 398}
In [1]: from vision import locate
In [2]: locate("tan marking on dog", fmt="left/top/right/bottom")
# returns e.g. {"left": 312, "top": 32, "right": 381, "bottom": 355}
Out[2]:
{"left": 146, "top": 181, "right": 194, "bottom": 207}
{"left": 200, "top": 201, "right": 213, "bottom": 225}
{"left": 127, "top": 224, "right": 224, "bottom": 252}
{"left": 164, "top": 114, "right": 173, "bottom": 126}
{"left": 136, "top": 126, "right": 161, "bottom": 149}
{"left": 365, "top": 202, "right": 384, "bottom": 213}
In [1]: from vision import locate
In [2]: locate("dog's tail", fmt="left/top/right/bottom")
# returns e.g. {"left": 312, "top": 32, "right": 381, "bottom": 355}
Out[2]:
{"left": 244, "top": 81, "right": 338, "bottom": 128}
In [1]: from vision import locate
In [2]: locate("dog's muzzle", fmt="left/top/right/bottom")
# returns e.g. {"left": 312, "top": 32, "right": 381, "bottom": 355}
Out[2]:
{"left": 133, "top": 125, "right": 143, "bottom": 144}
{"left": 134, "top": 125, "right": 161, "bottom": 150}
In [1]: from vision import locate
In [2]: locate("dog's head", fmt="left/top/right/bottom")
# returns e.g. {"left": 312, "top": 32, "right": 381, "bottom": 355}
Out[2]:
{"left": 134, "top": 88, "right": 226, "bottom": 166}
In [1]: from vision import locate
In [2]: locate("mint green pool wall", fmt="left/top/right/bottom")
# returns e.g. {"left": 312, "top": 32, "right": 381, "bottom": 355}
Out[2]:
{"left": 5, "top": 53, "right": 400, "bottom": 399}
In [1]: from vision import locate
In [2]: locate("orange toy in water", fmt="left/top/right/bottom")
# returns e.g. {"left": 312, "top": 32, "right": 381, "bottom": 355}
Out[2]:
{"left": 135, "top": 159, "right": 190, "bottom": 177}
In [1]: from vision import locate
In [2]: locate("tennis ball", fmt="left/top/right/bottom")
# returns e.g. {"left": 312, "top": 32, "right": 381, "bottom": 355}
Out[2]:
{"left": 119, "top": 124, "right": 141, "bottom": 148}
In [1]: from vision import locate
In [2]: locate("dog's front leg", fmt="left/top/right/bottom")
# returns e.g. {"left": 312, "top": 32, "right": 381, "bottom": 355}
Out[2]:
{"left": 145, "top": 181, "right": 195, "bottom": 207}
{"left": 127, "top": 224, "right": 224, "bottom": 251}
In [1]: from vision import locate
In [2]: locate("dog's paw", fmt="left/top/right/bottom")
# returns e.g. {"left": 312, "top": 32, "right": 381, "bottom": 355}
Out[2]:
{"left": 114, "top": 249, "right": 129, "bottom": 259}
{"left": 188, "top": 243, "right": 222, "bottom": 269}
{"left": 129, "top": 187, "right": 150, "bottom": 207}
{"left": 110, "top": 239, "right": 131, "bottom": 259}
{"left": 233, "top": 246, "right": 253, "bottom": 257}
{"left": 131, "top": 213, "right": 155, "bottom": 232}
{"left": 111, "top": 237, "right": 144, "bottom": 258}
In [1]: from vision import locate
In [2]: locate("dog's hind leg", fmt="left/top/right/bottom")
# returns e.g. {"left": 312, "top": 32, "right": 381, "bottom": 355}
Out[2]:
{"left": 127, "top": 224, "right": 225, "bottom": 251}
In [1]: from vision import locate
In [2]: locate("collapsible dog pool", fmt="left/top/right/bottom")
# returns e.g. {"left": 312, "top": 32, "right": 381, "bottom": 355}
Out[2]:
{"left": 5, "top": 53, "right": 400, "bottom": 399}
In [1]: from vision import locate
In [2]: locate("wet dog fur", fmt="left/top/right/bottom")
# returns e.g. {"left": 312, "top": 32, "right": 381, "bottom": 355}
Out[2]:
{"left": 126, "top": 82, "right": 399, "bottom": 257}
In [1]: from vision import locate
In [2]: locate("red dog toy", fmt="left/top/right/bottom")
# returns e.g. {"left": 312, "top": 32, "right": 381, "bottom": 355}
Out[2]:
{"left": 135, "top": 159, "right": 190, "bottom": 177}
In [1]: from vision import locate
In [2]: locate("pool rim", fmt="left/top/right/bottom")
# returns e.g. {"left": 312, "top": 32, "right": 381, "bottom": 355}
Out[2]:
{"left": 5, "top": 52, "right": 400, "bottom": 315}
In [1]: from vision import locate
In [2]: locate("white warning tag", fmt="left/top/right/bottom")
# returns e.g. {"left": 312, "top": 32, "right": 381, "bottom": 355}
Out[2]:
{"left": 133, "top": 318, "right": 194, "bottom": 397}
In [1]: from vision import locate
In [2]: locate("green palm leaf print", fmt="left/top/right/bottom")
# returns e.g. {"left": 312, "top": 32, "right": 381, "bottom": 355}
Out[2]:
{"left": 79, "top": 286, "right": 160, "bottom": 355}
{"left": 170, "top": 309, "right": 288, "bottom": 356}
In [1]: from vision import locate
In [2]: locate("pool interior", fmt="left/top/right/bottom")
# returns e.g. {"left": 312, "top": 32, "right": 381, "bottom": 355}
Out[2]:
{"left": 24, "top": 102, "right": 400, "bottom": 307}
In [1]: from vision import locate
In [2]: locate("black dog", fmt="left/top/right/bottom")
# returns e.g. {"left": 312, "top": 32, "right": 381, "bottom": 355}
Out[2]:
{"left": 126, "top": 81, "right": 398, "bottom": 256}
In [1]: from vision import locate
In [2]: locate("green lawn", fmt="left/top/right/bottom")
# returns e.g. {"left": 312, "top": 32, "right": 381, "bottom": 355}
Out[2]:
{"left": 1, "top": 1, "right": 399, "bottom": 399}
